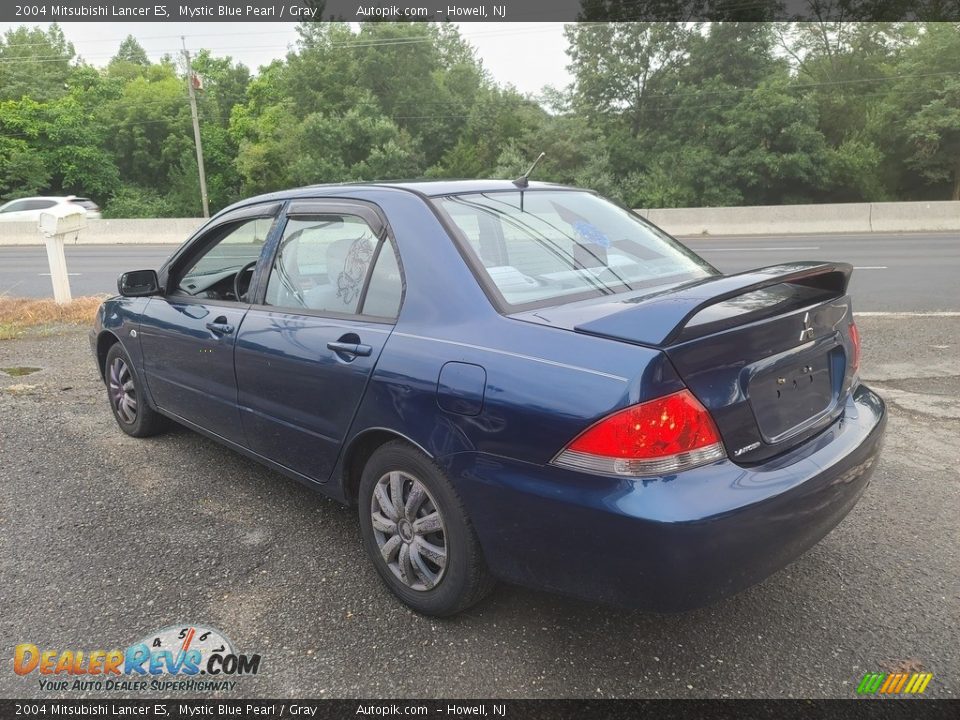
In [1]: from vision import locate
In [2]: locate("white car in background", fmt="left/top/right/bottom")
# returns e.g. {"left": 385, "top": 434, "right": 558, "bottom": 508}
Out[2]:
{"left": 0, "top": 196, "right": 102, "bottom": 222}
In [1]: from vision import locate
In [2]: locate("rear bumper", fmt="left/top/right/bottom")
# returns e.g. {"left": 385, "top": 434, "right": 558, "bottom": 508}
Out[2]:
{"left": 444, "top": 383, "right": 885, "bottom": 611}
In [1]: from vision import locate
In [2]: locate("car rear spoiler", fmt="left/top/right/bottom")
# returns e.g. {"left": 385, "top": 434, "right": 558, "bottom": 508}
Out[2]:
{"left": 574, "top": 262, "right": 853, "bottom": 347}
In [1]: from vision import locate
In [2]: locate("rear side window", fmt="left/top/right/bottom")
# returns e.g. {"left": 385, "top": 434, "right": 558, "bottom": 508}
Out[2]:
{"left": 361, "top": 240, "right": 403, "bottom": 319}
{"left": 265, "top": 215, "right": 380, "bottom": 315}
{"left": 434, "top": 191, "right": 713, "bottom": 310}
{"left": 72, "top": 198, "right": 99, "bottom": 210}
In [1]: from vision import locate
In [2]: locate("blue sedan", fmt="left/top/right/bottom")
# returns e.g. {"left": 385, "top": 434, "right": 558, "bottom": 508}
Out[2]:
{"left": 91, "top": 181, "right": 885, "bottom": 616}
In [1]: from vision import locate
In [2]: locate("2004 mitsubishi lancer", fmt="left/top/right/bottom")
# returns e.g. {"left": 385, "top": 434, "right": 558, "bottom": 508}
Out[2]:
{"left": 91, "top": 180, "right": 885, "bottom": 616}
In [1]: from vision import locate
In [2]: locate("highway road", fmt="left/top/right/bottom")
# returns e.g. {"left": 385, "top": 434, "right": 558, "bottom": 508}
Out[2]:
{"left": 683, "top": 232, "right": 960, "bottom": 312}
{"left": 1, "top": 231, "right": 958, "bottom": 311}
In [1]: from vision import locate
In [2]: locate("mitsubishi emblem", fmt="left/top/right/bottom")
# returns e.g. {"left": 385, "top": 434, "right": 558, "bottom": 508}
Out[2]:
{"left": 799, "top": 312, "right": 815, "bottom": 342}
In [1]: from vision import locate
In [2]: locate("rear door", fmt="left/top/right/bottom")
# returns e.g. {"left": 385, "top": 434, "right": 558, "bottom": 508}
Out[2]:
{"left": 235, "top": 200, "right": 404, "bottom": 482}
{"left": 138, "top": 205, "right": 280, "bottom": 445}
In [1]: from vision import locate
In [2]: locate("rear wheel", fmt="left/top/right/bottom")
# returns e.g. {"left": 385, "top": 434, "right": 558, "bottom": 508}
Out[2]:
{"left": 358, "top": 441, "right": 494, "bottom": 616}
{"left": 105, "top": 342, "right": 167, "bottom": 438}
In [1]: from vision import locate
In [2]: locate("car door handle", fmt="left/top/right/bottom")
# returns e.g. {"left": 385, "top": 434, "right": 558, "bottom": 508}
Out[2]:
{"left": 206, "top": 321, "right": 234, "bottom": 335}
{"left": 327, "top": 341, "right": 372, "bottom": 357}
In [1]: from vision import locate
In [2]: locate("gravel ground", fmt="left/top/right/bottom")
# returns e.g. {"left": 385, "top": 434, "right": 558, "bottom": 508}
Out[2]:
{"left": 0, "top": 317, "right": 957, "bottom": 699}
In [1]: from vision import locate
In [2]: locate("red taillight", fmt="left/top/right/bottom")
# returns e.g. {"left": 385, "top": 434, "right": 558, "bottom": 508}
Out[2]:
{"left": 849, "top": 321, "right": 861, "bottom": 374}
{"left": 552, "top": 389, "right": 726, "bottom": 477}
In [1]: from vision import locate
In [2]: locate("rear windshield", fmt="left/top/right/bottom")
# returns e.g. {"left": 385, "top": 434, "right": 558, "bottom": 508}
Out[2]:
{"left": 434, "top": 191, "right": 714, "bottom": 310}
{"left": 72, "top": 199, "right": 99, "bottom": 210}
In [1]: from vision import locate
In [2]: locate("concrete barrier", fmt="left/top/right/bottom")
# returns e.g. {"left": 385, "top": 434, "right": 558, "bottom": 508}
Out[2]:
{"left": 868, "top": 201, "right": 960, "bottom": 233}
{"left": 0, "top": 201, "right": 958, "bottom": 244}
{"left": 0, "top": 218, "right": 205, "bottom": 246}
{"left": 639, "top": 203, "right": 875, "bottom": 236}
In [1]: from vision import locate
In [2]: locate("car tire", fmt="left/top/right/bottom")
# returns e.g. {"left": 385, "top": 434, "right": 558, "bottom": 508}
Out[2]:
{"left": 104, "top": 342, "right": 167, "bottom": 438}
{"left": 358, "top": 440, "right": 494, "bottom": 616}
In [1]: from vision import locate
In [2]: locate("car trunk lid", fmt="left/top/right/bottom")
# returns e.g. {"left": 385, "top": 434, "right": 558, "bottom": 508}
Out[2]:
{"left": 517, "top": 263, "right": 859, "bottom": 463}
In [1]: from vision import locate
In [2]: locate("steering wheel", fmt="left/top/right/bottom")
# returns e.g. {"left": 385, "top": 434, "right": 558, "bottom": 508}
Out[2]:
{"left": 234, "top": 261, "right": 258, "bottom": 302}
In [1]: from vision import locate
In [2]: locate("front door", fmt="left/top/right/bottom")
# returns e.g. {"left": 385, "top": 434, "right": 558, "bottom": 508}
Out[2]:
{"left": 139, "top": 209, "right": 280, "bottom": 445}
{"left": 235, "top": 201, "right": 404, "bottom": 482}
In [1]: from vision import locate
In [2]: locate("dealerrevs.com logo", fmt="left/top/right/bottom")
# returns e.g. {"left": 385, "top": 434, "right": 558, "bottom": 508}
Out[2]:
{"left": 13, "top": 624, "right": 261, "bottom": 693}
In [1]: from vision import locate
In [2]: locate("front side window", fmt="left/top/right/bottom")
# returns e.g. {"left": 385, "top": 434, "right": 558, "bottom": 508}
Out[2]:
{"left": 265, "top": 214, "right": 381, "bottom": 315}
{"left": 175, "top": 216, "right": 275, "bottom": 300}
{"left": 435, "top": 191, "right": 715, "bottom": 309}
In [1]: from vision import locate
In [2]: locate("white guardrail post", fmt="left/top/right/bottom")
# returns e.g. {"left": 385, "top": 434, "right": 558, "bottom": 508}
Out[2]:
{"left": 38, "top": 206, "right": 87, "bottom": 305}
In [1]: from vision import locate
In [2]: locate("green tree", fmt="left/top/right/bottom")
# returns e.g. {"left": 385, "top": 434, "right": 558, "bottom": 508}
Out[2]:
{"left": 232, "top": 21, "right": 499, "bottom": 191}
{"left": 566, "top": 22, "right": 692, "bottom": 137}
{"left": 0, "top": 90, "right": 120, "bottom": 200}
{"left": 111, "top": 35, "right": 150, "bottom": 66}
{"left": 882, "top": 23, "right": 960, "bottom": 199}
{"left": 433, "top": 86, "right": 546, "bottom": 178}
{"left": 0, "top": 99, "right": 52, "bottom": 197}
{"left": 99, "top": 62, "right": 193, "bottom": 197}
{"left": 0, "top": 24, "right": 76, "bottom": 102}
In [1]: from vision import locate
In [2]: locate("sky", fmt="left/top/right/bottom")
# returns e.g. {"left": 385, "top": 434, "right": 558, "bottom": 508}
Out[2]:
{"left": 0, "top": 21, "right": 573, "bottom": 96}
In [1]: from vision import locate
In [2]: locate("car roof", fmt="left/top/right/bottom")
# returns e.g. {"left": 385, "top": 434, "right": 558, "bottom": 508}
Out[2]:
{"left": 354, "top": 179, "right": 567, "bottom": 197}
{"left": 231, "top": 179, "right": 574, "bottom": 208}
{"left": 2, "top": 196, "right": 75, "bottom": 202}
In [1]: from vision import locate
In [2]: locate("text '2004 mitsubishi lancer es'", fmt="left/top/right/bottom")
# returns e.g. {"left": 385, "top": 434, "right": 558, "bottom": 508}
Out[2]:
{"left": 91, "top": 180, "right": 885, "bottom": 616}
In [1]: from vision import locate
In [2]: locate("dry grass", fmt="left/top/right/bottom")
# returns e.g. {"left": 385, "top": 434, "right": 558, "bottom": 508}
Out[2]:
{"left": 0, "top": 295, "right": 105, "bottom": 340}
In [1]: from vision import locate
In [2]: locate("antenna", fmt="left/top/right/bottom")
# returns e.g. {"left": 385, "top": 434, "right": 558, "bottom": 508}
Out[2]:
{"left": 513, "top": 152, "right": 545, "bottom": 188}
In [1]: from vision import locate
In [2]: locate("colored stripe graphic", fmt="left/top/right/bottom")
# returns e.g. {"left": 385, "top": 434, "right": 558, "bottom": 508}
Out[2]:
{"left": 858, "top": 672, "right": 933, "bottom": 695}
{"left": 857, "top": 673, "right": 885, "bottom": 694}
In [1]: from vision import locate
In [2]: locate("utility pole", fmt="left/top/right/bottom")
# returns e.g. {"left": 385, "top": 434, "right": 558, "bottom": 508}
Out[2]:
{"left": 182, "top": 37, "right": 210, "bottom": 218}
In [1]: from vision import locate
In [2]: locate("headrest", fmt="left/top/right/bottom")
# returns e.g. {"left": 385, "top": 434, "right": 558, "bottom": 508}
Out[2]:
{"left": 327, "top": 236, "right": 374, "bottom": 305}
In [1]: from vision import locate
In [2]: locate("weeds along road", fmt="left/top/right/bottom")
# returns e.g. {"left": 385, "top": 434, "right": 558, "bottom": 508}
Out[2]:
{"left": 0, "top": 316, "right": 957, "bottom": 698}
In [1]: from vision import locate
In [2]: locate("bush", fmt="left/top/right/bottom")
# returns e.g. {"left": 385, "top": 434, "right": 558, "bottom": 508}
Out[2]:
{"left": 102, "top": 186, "right": 177, "bottom": 218}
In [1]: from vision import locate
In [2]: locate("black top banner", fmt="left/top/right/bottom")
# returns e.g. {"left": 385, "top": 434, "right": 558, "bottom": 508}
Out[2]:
{"left": 1, "top": 699, "right": 959, "bottom": 720}
{"left": 2, "top": 0, "right": 958, "bottom": 23}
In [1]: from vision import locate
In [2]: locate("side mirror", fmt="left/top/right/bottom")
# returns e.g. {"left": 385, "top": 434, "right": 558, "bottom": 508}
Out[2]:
{"left": 118, "top": 269, "right": 160, "bottom": 297}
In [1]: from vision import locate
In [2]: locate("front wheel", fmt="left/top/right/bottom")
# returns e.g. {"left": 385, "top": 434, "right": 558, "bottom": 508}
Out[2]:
{"left": 358, "top": 441, "right": 494, "bottom": 616}
{"left": 104, "top": 342, "right": 167, "bottom": 438}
